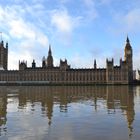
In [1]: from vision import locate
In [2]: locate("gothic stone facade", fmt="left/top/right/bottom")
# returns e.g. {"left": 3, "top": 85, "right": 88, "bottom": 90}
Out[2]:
{"left": 0, "top": 37, "right": 133, "bottom": 85}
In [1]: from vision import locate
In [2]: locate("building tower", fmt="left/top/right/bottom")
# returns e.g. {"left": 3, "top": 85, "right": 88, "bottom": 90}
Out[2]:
{"left": 124, "top": 36, "right": 133, "bottom": 83}
{"left": 94, "top": 59, "right": 97, "bottom": 69}
{"left": 47, "top": 45, "right": 53, "bottom": 68}
{"left": 0, "top": 41, "right": 8, "bottom": 70}
{"left": 42, "top": 56, "right": 46, "bottom": 68}
{"left": 32, "top": 60, "right": 36, "bottom": 69}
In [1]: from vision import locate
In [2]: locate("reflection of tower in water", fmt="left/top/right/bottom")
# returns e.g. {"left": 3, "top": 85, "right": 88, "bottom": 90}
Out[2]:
{"left": 0, "top": 87, "right": 7, "bottom": 135}
{"left": 18, "top": 86, "right": 54, "bottom": 126}
{"left": 43, "top": 88, "right": 53, "bottom": 126}
{"left": 106, "top": 86, "right": 135, "bottom": 137}
{"left": 125, "top": 87, "right": 135, "bottom": 138}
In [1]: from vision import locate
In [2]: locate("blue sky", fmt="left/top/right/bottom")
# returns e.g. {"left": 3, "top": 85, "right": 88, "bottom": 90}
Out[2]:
{"left": 0, "top": 0, "right": 140, "bottom": 70}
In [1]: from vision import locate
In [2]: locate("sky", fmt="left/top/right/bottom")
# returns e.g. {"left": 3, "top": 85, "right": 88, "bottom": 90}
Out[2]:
{"left": 0, "top": 0, "right": 140, "bottom": 70}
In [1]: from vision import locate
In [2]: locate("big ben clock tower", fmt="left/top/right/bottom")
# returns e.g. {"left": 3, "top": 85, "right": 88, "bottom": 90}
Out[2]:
{"left": 124, "top": 36, "right": 133, "bottom": 83}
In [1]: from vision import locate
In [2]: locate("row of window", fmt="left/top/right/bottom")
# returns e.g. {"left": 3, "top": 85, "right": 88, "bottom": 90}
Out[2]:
{"left": 0, "top": 74, "right": 18, "bottom": 81}
{"left": 0, "top": 72, "right": 128, "bottom": 82}
{"left": 108, "top": 75, "right": 128, "bottom": 81}
{"left": 19, "top": 72, "right": 107, "bottom": 82}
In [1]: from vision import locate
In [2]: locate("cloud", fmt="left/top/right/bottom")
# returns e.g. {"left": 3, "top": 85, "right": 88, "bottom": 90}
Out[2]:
{"left": 133, "top": 48, "right": 140, "bottom": 69}
{"left": 1, "top": 3, "right": 84, "bottom": 69}
{"left": 51, "top": 10, "right": 73, "bottom": 34}
{"left": 123, "top": 9, "right": 140, "bottom": 32}
{"left": 69, "top": 53, "right": 106, "bottom": 68}
{"left": 3, "top": 6, "right": 48, "bottom": 46}
{"left": 50, "top": 8, "right": 83, "bottom": 47}
{"left": 9, "top": 19, "right": 36, "bottom": 39}
{"left": 82, "top": 0, "right": 98, "bottom": 20}
{"left": 51, "top": 9, "right": 82, "bottom": 35}
{"left": 0, "top": 5, "right": 49, "bottom": 42}
{"left": 1, "top": 0, "right": 139, "bottom": 70}
{"left": 109, "top": 8, "right": 140, "bottom": 35}
{"left": 8, "top": 51, "right": 33, "bottom": 70}
{"left": 37, "top": 33, "right": 49, "bottom": 47}
{"left": 0, "top": 4, "right": 49, "bottom": 69}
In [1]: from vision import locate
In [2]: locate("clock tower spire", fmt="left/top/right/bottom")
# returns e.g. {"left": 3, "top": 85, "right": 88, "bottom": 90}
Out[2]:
{"left": 124, "top": 36, "right": 133, "bottom": 83}
{"left": 124, "top": 36, "right": 132, "bottom": 61}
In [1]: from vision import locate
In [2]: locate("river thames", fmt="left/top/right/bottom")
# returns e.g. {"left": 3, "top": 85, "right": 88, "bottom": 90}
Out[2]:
{"left": 0, "top": 85, "right": 140, "bottom": 140}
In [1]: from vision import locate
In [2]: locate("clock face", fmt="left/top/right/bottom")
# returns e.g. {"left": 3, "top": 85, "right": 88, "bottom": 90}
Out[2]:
{"left": 127, "top": 50, "right": 131, "bottom": 54}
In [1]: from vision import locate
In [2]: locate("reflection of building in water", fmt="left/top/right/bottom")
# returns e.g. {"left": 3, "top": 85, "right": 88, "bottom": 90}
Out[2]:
{"left": 59, "top": 92, "right": 68, "bottom": 113}
{"left": 125, "top": 88, "right": 135, "bottom": 137}
{"left": 0, "top": 85, "right": 136, "bottom": 137}
{"left": 18, "top": 86, "right": 54, "bottom": 125}
{"left": 16, "top": 85, "right": 135, "bottom": 136}
{"left": 0, "top": 87, "right": 7, "bottom": 135}
{"left": 43, "top": 92, "right": 53, "bottom": 125}
{"left": 106, "top": 86, "right": 135, "bottom": 137}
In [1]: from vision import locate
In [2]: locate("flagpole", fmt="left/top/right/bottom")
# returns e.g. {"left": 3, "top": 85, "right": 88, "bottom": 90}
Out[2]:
{"left": 0, "top": 32, "right": 2, "bottom": 41}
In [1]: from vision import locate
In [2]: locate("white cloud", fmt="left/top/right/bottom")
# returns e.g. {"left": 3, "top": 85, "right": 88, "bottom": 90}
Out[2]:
{"left": 0, "top": 5, "right": 49, "bottom": 43}
{"left": 51, "top": 10, "right": 72, "bottom": 33}
{"left": 51, "top": 9, "right": 82, "bottom": 34}
{"left": 0, "top": 4, "right": 50, "bottom": 69}
{"left": 9, "top": 20, "right": 36, "bottom": 39}
{"left": 8, "top": 51, "right": 33, "bottom": 70}
{"left": 50, "top": 8, "right": 83, "bottom": 47}
{"left": 18, "top": 40, "right": 35, "bottom": 49}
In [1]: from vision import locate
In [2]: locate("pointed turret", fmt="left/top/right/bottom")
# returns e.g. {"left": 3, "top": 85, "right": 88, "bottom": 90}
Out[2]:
{"left": 32, "top": 59, "right": 36, "bottom": 68}
{"left": 47, "top": 44, "right": 54, "bottom": 68}
{"left": 48, "top": 44, "right": 52, "bottom": 56}
{"left": 126, "top": 36, "right": 129, "bottom": 43}
{"left": 125, "top": 36, "right": 132, "bottom": 52}
{"left": 42, "top": 56, "right": 46, "bottom": 68}
{"left": 94, "top": 59, "right": 97, "bottom": 69}
{"left": 6, "top": 42, "right": 8, "bottom": 49}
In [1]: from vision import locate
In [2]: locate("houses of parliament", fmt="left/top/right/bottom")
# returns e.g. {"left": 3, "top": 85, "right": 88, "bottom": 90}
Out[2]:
{"left": 0, "top": 37, "right": 134, "bottom": 85}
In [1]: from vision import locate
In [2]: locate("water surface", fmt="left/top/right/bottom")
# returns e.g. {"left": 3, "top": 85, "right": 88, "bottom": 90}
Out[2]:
{"left": 0, "top": 86, "right": 140, "bottom": 140}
